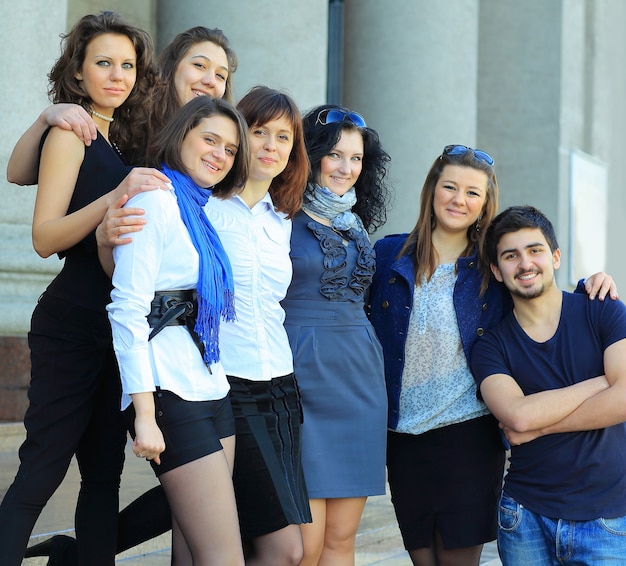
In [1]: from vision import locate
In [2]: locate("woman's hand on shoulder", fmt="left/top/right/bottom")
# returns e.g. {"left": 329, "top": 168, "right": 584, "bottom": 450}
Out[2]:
{"left": 98, "top": 168, "right": 172, "bottom": 249}
{"left": 7, "top": 104, "right": 96, "bottom": 186}
{"left": 108, "top": 167, "right": 171, "bottom": 207}
{"left": 96, "top": 194, "right": 147, "bottom": 248}
{"left": 42, "top": 103, "right": 98, "bottom": 146}
{"left": 585, "top": 272, "right": 619, "bottom": 301}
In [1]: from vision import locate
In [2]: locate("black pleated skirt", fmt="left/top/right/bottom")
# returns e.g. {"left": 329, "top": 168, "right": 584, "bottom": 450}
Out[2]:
{"left": 228, "top": 373, "right": 312, "bottom": 539}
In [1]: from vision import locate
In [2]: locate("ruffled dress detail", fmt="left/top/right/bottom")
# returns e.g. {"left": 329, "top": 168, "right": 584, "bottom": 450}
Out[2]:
{"left": 307, "top": 221, "right": 375, "bottom": 301}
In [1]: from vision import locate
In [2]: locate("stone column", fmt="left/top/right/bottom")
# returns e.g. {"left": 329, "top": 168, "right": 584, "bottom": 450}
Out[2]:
{"left": 156, "top": 0, "right": 328, "bottom": 112}
{"left": 477, "top": 2, "right": 565, "bottom": 225}
{"left": 344, "top": 0, "right": 481, "bottom": 238}
{"left": 595, "top": 0, "right": 626, "bottom": 287}
{"left": 477, "top": 0, "right": 626, "bottom": 286}
{"left": 0, "top": 0, "right": 68, "bottom": 420}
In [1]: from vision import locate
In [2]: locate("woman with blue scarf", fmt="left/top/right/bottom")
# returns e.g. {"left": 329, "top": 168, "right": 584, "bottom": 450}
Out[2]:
{"left": 107, "top": 95, "right": 249, "bottom": 564}
{"left": 282, "top": 104, "right": 393, "bottom": 565}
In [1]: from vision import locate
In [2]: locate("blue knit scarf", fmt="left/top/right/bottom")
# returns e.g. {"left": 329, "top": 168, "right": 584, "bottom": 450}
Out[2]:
{"left": 161, "top": 165, "right": 235, "bottom": 365}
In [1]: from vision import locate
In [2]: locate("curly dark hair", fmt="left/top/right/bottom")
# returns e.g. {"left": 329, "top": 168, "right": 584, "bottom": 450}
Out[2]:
{"left": 301, "top": 104, "right": 392, "bottom": 233}
{"left": 48, "top": 11, "right": 157, "bottom": 165}
{"left": 148, "top": 27, "right": 237, "bottom": 146}
{"left": 236, "top": 85, "right": 309, "bottom": 218}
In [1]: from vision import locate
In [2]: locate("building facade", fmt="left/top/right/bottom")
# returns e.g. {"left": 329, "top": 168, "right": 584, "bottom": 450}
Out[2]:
{"left": 1, "top": 0, "right": 624, "bottom": 420}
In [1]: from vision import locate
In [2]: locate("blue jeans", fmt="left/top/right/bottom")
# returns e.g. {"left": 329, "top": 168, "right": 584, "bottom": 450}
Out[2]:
{"left": 497, "top": 491, "right": 626, "bottom": 565}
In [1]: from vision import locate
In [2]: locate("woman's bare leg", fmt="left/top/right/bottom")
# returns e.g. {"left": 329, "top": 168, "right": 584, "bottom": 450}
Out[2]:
{"left": 318, "top": 497, "right": 367, "bottom": 566}
{"left": 299, "top": 498, "right": 326, "bottom": 566}
{"left": 159, "top": 435, "right": 243, "bottom": 566}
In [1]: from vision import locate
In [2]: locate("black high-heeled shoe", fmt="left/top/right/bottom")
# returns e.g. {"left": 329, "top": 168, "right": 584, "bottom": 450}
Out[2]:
{"left": 24, "top": 534, "right": 77, "bottom": 565}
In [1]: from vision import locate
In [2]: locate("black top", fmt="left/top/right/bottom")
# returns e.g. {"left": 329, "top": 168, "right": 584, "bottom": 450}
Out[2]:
{"left": 44, "top": 132, "right": 132, "bottom": 311}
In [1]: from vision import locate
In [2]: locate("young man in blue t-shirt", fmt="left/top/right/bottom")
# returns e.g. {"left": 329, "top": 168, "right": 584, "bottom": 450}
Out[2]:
{"left": 471, "top": 205, "right": 626, "bottom": 565}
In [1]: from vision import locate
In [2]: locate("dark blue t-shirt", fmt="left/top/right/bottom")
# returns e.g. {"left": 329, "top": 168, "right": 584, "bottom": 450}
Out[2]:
{"left": 471, "top": 291, "right": 626, "bottom": 520}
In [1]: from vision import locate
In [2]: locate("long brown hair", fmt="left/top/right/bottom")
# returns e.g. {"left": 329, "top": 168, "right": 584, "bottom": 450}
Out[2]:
{"left": 48, "top": 11, "right": 157, "bottom": 164}
{"left": 236, "top": 85, "right": 309, "bottom": 218}
{"left": 399, "top": 148, "right": 499, "bottom": 294}
{"left": 148, "top": 27, "right": 237, "bottom": 145}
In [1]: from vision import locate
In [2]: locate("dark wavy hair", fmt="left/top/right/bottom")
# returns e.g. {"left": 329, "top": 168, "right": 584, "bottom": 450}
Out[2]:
{"left": 236, "top": 85, "right": 309, "bottom": 218}
{"left": 149, "top": 27, "right": 237, "bottom": 144}
{"left": 48, "top": 11, "right": 157, "bottom": 165}
{"left": 399, "top": 146, "right": 499, "bottom": 294}
{"left": 146, "top": 96, "right": 249, "bottom": 199}
{"left": 301, "top": 104, "right": 392, "bottom": 233}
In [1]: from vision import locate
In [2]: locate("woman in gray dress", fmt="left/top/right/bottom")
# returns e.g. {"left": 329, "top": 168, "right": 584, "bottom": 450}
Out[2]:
{"left": 282, "top": 104, "right": 392, "bottom": 566}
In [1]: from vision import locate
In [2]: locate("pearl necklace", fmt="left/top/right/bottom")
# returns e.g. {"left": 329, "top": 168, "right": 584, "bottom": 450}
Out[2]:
{"left": 90, "top": 108, "right": 114, "bottom": 123}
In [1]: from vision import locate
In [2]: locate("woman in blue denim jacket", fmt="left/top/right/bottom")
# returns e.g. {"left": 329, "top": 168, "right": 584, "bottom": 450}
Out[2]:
{"left": 369, "top": 145, "right": 616, "bottom": 566}
{"left": 369, "top": 145, "right": 503, "bottom": 566}
{"left": 371, "top": 233, "right": 508, "bottom": 431}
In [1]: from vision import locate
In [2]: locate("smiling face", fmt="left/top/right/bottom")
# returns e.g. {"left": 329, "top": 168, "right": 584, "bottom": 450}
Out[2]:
{"left": 75, "top": 33, "right": 137, "bottom": 117}
{"left": 318, "top": 128, "right": 364, "bottom": 196}
{"left": 247, "top": 115, "right": 294, "bottom": 183}
{"left": 491, "top": 227, "right": 561, "bottom": 300}
{"left": 432, "top": 164, "right": 488, "bottom": 235}
{"left": 180, "top": 114, "right": 239, "bottom": 187}
{"left": 174, "top": 41, "right": 229, "bottom": 105}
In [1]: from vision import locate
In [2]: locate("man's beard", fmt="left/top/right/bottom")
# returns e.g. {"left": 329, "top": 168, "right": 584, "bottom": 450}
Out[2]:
{"left": 508, "top": 271, "right": 554, "bottom": 300}
{"left": 509, "top": 284, "right": 545, "bottom": 300}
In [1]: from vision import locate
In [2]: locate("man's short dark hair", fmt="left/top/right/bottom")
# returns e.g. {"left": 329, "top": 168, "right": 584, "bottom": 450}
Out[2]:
{"left": 486, "top": 205, "right": 559, "bottom": 265}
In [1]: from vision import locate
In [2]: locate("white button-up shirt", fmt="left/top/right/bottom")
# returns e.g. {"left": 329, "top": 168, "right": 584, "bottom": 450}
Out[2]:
{"left": 108, "top": 188, "right": 229, "bottom": 410}
{"left": 205, "top": 193, "right": 294, "bottom": 381}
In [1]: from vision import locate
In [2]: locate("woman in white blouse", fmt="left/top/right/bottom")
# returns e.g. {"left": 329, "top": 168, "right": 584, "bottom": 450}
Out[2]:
{"left": 107, "top": 96, "right": 249, "bottom": 565}
{"left": 204, "top": 85, "right": 311, "bottom": 565}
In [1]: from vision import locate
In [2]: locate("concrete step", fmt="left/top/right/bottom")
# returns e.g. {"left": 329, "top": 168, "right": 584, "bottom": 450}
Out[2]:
{"left": 0, "top": 423, "right": 500, "bottom": 565}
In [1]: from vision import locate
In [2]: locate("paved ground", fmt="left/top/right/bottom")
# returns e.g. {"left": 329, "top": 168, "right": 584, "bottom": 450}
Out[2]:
{"left": 0, "top": 422, "right": 500, "bottom": 565}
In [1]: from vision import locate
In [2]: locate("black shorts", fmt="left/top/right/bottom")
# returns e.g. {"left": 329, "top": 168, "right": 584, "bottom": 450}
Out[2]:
{"left": 387, "top": 415, "right": 506, "bottom": 550}
{"left": 126, "top": 389, "right": 235, "bottom": 477}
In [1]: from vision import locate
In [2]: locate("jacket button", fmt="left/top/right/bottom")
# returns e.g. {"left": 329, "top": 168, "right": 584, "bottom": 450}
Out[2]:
{"left": 469, "top": 261, "right": 475, "bottom": 268}
{"left": 477, "top": 328, "right": 484, "bottom": 336}
{"left": 388, "top": 277, "right": 396, "bottom": 284}
{"left": 382, "top": 300, "right": 389, "bottom": 309}
{"left": 482, "top": 302, "right": 487, "bottom": 311}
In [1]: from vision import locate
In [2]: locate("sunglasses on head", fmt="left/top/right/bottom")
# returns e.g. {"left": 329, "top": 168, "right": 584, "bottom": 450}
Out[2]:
{"left": 315, "top": 108, "right": 367, "bottom": 128}
{"left": 442, "top": 144, "right": 494, "bottom": 166}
